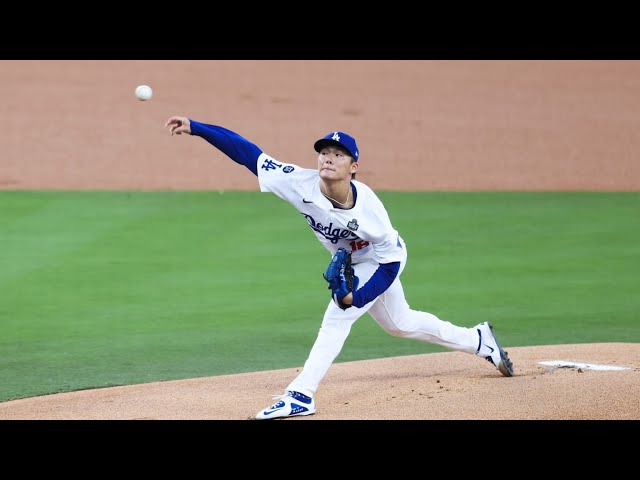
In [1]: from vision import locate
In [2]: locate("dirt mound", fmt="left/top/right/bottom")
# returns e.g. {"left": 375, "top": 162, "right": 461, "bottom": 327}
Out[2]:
{"left": 1, "top": 343, "right": 637, "bottom": 420}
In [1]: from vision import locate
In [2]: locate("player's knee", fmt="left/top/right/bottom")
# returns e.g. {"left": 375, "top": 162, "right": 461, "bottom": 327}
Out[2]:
{"left": 384, "top": 327, "right": 406, "bottom": 337}
{"left": 381, "top": 319, "right": 414, "bottom": 337}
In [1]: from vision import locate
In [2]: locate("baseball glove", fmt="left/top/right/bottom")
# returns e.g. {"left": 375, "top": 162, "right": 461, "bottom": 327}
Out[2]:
{"left": 323, "top": 248, "right": 359, "bottom": 310}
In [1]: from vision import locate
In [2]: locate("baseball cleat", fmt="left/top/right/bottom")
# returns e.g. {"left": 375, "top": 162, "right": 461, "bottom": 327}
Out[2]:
{"left": 255, "top": 390, "right": 316, "bottom": 420}
{"left": 475, "top": 322, "right": 514, "bottom": 377}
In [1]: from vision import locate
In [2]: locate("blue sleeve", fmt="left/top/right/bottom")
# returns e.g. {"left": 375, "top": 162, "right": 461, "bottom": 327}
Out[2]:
{"left": 189, "top": 120, "right": 261, "bottom": 176}
{"left": 352, "top": 262, "right": 401, "bottom": 308}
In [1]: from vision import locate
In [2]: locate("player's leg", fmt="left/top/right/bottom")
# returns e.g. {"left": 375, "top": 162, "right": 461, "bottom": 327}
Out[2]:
{"left": 367, "top": 278, "right": 514, "bottom": 375}
{"left": 367, "top": 277, "right": 479, "bottom": 353}
{"left": 282, "top": 260, "right": 384, "bottom": 398}
{"left": 285, "top": 299, "right": 368, "bottom": 397}
{"left": 255, "top": 301, "right": 370, "bottom": 419}
{"left": 256, "top": 262, "right": 380, "bottom": 419}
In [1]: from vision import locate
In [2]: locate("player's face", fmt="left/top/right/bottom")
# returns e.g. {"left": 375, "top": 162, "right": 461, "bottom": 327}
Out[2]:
{"left": 318, "top": 146, "right": 357, "bottom": 181}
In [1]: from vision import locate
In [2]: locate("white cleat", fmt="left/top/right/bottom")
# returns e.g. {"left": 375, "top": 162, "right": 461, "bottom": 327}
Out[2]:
{"left": 475, "top": 322, "right": 515, "bottom": 377}
{"left": 256, "top": 390, "right": 317, "bottom": 420}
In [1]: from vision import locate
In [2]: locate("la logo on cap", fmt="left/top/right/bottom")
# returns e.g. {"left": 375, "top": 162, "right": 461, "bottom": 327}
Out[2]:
{"left": 314, "top": 130, "right": 359, "bottom": 161}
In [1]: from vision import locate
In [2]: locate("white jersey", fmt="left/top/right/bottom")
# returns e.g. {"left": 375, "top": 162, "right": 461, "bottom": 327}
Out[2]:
{"left": 257, "top": 153, "right": 405, "bottom": 265}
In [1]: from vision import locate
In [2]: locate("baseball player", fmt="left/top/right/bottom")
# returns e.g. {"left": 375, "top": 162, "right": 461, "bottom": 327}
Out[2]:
{"left": 164, "top": 116, "right": 515, "bottom": 419}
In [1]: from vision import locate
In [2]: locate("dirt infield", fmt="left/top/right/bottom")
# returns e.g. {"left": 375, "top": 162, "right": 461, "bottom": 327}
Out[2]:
{"left": 1, "top": 60, "right": 638, "bottom": 420}
{"left": 1, "top": 343, "right": 638, "bottom": 420}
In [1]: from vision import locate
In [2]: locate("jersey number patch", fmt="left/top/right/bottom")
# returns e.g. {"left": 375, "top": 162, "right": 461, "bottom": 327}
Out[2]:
{"left": 349, "top": 240, "right": 370, "bottom": 251}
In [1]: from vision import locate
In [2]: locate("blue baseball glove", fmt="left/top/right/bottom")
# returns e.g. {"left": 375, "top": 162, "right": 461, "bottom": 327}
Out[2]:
{"left": 323, "top": 248, "right": 359, "bottom": 310}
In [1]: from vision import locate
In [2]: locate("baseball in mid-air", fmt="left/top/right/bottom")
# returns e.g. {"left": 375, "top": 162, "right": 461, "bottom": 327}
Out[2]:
{"left": 135, "top": 85, "right": 153, "bottom": 101}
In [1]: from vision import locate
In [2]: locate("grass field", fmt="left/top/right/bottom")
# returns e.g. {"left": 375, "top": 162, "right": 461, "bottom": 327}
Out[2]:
{"left": 1, "top": 191, "right": 638, "bottom": 402}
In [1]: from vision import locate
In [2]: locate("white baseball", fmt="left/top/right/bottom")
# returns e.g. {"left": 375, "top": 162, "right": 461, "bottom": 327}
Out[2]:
{"left": 135, "top": 85, "right": 153, "bottom": 101}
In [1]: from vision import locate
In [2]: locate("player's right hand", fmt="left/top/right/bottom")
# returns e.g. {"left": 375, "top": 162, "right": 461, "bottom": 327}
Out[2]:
{"left": 165, "top": 116, "right": 191, "bottom": 135}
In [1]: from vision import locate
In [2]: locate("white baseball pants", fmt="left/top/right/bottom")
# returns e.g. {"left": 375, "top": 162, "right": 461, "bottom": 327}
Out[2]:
{"left": 286, "top": 248, "right": 481, "bottom": 398}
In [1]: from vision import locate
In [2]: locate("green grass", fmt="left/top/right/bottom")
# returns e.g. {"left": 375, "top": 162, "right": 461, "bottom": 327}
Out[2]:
{"left": 1, "top": 191, "right": 638, "bottom": 402}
